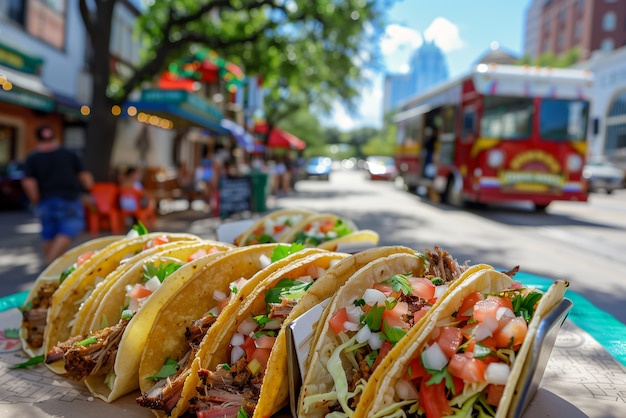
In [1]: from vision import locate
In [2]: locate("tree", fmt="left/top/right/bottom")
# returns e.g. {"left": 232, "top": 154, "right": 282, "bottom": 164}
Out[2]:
{"left": 78, "top": 0, "right": 394, "bottom": 180}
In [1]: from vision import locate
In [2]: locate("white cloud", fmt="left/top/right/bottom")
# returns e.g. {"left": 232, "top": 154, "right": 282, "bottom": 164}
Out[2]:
{"left": 381, "top": 24, "right": 422, "bottom": 57}
{"left": 423, "top": 17, "right": 464, "bottom": 53}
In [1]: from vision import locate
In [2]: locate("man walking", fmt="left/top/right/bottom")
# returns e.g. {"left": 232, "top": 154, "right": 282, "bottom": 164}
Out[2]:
{"left": 21, "top": 124, "right": 94, "bottom": 265}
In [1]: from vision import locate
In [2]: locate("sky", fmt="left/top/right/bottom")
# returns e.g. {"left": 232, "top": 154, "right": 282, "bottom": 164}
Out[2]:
{"left": 329, "top": 0, "right": 532, "bottom": 130}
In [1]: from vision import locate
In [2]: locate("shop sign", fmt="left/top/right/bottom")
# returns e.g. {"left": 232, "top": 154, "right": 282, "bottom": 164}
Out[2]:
{"left": 140, "top": 89, "right": 223, "bottom": 123}
{"left": 0, "top": 88, "right": 54, "bottom": 111}
{"left": 0, "top": 42, "right": 43, "bottom": 75}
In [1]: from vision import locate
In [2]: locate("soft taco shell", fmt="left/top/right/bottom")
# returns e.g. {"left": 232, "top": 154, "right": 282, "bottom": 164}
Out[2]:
{"left": 181, "top": 250, "right": 350, "bottom": 418}
{"left": 74, "top": 240, "right": 234, "bottom": 335}
{"left": 82, "top": 249, "right": 229, "bottom": 402}
{"left": 43, "top": 232, "right": 200, "bottom": 374}
{"left": 356, "top": 271, "right": 567, "bottom": 418}
{"left": 20, "top": 235, "right": 123, "bottom": 357}
{"left": 234, "top": 208, "right": 318, "bottom": 246}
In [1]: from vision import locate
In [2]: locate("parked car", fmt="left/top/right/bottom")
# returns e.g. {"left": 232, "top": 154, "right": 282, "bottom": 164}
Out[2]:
{"left": 583, "top": 158, "right": 625, "bottom": 194}
{"left": 303, "top": 156, "right": 332, "bottom": 181}
{"left": 364, "top": 156, "right": 397, "bottom": 181}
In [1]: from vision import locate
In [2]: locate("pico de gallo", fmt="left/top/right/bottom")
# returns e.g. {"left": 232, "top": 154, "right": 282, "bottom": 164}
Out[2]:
{"left": 293, "top": 218, "right": 353, "bottom": 247}
{"left": 300, "top": 247, "right": 467, "bottom": 417}
{"left": 240, "top": 213, "right": 308, "bottom": 245}
{"left": 374, "top": 285, "right": 543, "bottom": 418}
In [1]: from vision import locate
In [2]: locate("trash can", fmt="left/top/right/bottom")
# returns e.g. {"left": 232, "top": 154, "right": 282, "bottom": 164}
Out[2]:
{"left": 250, "top": 171, "right": 269, "bottom": 212}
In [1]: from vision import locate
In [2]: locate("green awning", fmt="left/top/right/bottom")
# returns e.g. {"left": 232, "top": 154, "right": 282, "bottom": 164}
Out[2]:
{"left": 0, "top": 64, "right": 54, "bottom": 111}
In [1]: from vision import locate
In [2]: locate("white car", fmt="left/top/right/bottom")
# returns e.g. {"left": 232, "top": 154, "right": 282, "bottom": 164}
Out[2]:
{"left": 583, "top": 159, "right": 625, "bottom": 194}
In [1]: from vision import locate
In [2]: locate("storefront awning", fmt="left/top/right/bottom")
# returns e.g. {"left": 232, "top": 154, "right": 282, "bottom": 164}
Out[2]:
{"left": 253, "top": 123, "right": 307, "bottom": 150}
{"left": 0, "top": 64, "right": 54, "bottom": 111}
{"left": 123, "top": 89, "right": 228, "bottom": 134}
{"left": 220, "top": 119, "right": 255, "bottom": 152}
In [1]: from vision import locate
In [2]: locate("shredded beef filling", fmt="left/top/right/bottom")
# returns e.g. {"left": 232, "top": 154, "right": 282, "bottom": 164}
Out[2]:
{"left": 45, "top": 318, "right": 130, "bottom": 380}
{"left": 424, "top": 245, "right": 466, "bottom": 282}
{"left": 22, "top": 282, "right": 58, "bottom": 348}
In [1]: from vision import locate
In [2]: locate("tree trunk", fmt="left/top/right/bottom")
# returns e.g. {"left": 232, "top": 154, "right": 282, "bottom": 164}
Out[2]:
{"left": 84, "top": 104, "right": 117, "bottom": 181}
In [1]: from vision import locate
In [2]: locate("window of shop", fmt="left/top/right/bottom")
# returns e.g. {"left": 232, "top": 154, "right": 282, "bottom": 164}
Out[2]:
{"left": 601, "top": 38, "right": 615, "bottom": 52}
{"left": 0, "top": 0, "right": 26, "bottom": 24}
{"left": 0, "top": 125, "right": 17, "bottom": 167}
{"left": 24, "top": 0, "right": 67, "bottom": 50}
{"left": 603, "top": 11, "right": 617, "bottom": 31}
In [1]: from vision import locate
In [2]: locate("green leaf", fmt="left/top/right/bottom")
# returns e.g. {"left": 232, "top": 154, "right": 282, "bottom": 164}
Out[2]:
{"left": 145, "top": 357, "right": 179, "bottom": 380}
{"left": 10, "top": 355, "right": 44, "bottom": 369}
{"left": 59, "top": 265, "right": 76, "bottom": 283}
{"left": 293, "top": 231, "right": 322, "bottom": 246}
{"left": 221, "top": 363, "right": 231, "bottom": 371}
{"left": 254, "top": 314, "right": 271, "bottom": 328}
{"left": 511, "top": 290, "right": 543, "bottom": 322}
{"left": 473, "top": 343, "right": 492, "bottom": 359}
{"left": 271, "top": 243, "right": 304, "bottom": 262}
{"left": 382, "top": 321, "right": 407, "bottom": 345}
{"left": 382, "top": 273, "right": 412, "bottom": 295}
{"left": 365, "top": 350, "right": 378, "bottom": 368}
{"left": 384, "top": 297, "right": 398, "bottom": 310}
{"left": 363, "top": 306, "right": 385, "bottom": 331}
{"left": 353, "top": 298, "right": 365, "bottom": 307}
{"left": 3, "top": 328, "right": 19, "bottom": 339}
{"left": 256, "top": 233, "right": 275, "bottom": 244}
{"left": 121, "top": 309, "right": 134, "bottom": 320}
{"left": 132, "top": 221, "right": 149, "bottom": 235}
{"left": 237, "top": 406, "right": 249, "bottom": 418}
{"left": 333, "top": 219, "right": 353, "bottom": 238}
{"left": 74, "top": 337, "right": 98, "bottom": 347}
{"left": 430, "top": 277, "right": 445, "bottom": 286}
{"left": 264, "top": 279, "right": 313, "bottom": 304}
{"left": 426, "top": 368, "right": 456, "bottom": 394}
{"left": 142, "top": 261, "right": 183, "bottom": 283}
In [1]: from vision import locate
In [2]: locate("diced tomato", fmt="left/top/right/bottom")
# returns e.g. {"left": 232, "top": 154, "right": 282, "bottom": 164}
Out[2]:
{"left": 486, "top": 384, "right": 505, "bottom": 406}
{"left": 435, "top": 327, "right": 463, "bottom": 358}
{"left": 152, "top": 235, "right": 170, "bottom": 247}
{"left": 188, "top": 248, "right": 208, "bottom": 261}
{"left": 452, "top": 376, "right": 465, "bottom": 395}
{"left": 273, "top": 224, "right": 287, "bottom": 234}
{"left": 320, "top": 219, "right": 336, "bottom": 233}
{"left": 240, "top": 336, "right": 256, "bottom": 360}
{"left": 127, "top": 284, "right": 152, "bottom": 299}
{"left": 404, "top": 357, "right": 427, "bottom": 381}
{"left": 486, "top": 295, "right": 513, "bottom": 311}
{"left": 329, "top": 307, "right": 349, "bottom": 334}
{"left": 448, "top": 353, "right": 487, "bottom": 383}
{"left": 419, "top": 376, "right": 453, "bottom": 418}
{"left": 410, "top": 278, "right": 436, "bottom": 300}
{"left": 472, "top": 298, "right": 502, "bottom": 323}
{"left": 250, "top": 347, "right": 272, "bottom": 371}
{"left": 414, "top": 306, "right": 430, "bottom": 324}
{"left": 461, "top": 322, "right": 478, "bottom": 340}
{"left": 382, "top": 301, "right": 408, "bottom": 330}
{"left": 466, "top": 336, "right": 497, "bottom": 353}
{"left": 253, "top": 225, "right": 265, "bottom": 235}
{"left": 373, "top": 283, "right": 394, "bottom": 296}
{"left": 254, "top": 335, "right": 276, "bottom": 349}
{"left": 76, "top": 251, "right": 95, "bottom": 267}
{"left": 307, "top": 263, "right": 320, "bottom": 279}
{"left": 456, "top": 292, "right": 483, "bottom": 321}
{"left": 494, "top": 316, "right": 528, "bottom": 348}
{"left": 372, "top": 341, "right": 393, "bottom": 371}
{"left": 217, "top": 297, "right": 230, "bottom": 313}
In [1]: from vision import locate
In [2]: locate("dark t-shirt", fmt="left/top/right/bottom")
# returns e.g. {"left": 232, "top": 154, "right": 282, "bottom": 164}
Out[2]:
{"left": 23, "top": 147, "right": 86, "bottom": 201}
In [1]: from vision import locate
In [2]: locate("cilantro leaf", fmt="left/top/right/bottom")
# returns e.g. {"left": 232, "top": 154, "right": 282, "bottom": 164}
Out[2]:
{"left": 256, "top": 233, "right": 276, "bottom": 244}
{"left": 265, "top": 279, "right": 313, "bottom": 304}
{"left": 74, "top": 337, "right": 98, "bottom": 347}
{"left": 382, "top": 321, "right": 407, "bottom": 345}
{"left": 254, "top": 315, "right": 271, "bottom": 328}
{"left": 382, "top": 274, "right": 412, "bottom": 295}
{"left": 145, "top": 357, "right": 179, "bottom": 380}
{"left": 363, "top": 306, "right": 385, "bottom": 331}
{"left": 142, "top": 261, "right": 183, "bottom": 283}
{"left": 3, "top": 328, "right": 19, "bottom": 339}
{"left": 333, "top": 219, "right": 353, "bottom": 238}
{"left": 59, "top": 265, "right": 76, "bottom": 283}
{"left": 353, "top": 298, "right": 365, "bottom": 307}
{"left": 132, "top": 221, "right": 149, "bottom": 235}
{"left": 10, "top": 355, "right": 45, "bottom": 369}
{"left": 426, "top": 368, "right": 456, "bottom": 394}
{"left": 271, "top": 243, "right": 304, "bottom": 262}
{"left": 511, "top": 291, "right": 543, "bottom": 322}
{"left": 237, "top": 406, "right": 249, "bottom": 418}
{"left": 365, "top": 350, "right": 379, "bottom": 368}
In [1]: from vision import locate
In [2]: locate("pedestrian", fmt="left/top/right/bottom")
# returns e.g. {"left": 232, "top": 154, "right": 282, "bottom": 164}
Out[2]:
{"left": 21, "top": 124, "right": 94, "bottom": 266}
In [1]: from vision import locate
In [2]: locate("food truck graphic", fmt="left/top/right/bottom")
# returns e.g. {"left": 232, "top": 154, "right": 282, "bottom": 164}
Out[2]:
{"left": 393, "top": 63, "right": 593, "bottom": 210}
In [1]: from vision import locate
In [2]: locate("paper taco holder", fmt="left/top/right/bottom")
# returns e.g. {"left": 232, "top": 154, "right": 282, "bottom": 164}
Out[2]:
{"left": 286, "top": 297, "right": 573, "bottom": 418}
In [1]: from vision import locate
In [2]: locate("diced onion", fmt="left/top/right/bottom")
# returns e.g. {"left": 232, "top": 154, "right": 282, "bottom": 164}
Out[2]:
{"left": 343, "top": 321, "right": 359, "bottom": 332}
{"left": 363, "top": 288, "right": 387, "bottom": 306}
{"left": 474, "top": 322, "right": 494, "bottom": 341}
{"left": 395, "top": 379, "right": 419, "bottom": 400}
{"left": 355, "top": 325, "right": 372, "bottom": 344}
{"left": 144, "top": 276, "right": 161, "bottom": 292}
{"left": 264, "top": 319, "right": 282, "bottom": 330}
{"left": 237, "top": 317, "right": 258, "bottom": 335}
{"left": 213, "top": 289, "right": 227, "bottom": 302}
{"left": 496, "top": 307, "right": 515, "bottom": 321}
{"left": 485, "top": 362, "right": 511, "bottom": 385}
{"left": 230, "top": 333, "right": 245, "bottom": 347}
{"left": 299, "top": 275, "right": 313, "bottom": 283}
{"left": 207, "top": 306, "right": 219, "bottom": 316}
{"left": 317, "top": 267, "right": 326, "bottom": 278}
{"left": 126, "top": 229, "right": 139, "bottom": 238}
{"left": 231, "top": 346, "right": 245, "bottom": 364}
{"left": 434, "top": 284, "right": 448, "bottom": 299}
{"left": 326, "top": 231, "right": 338, "bottom": 239}
{"left": 259, "top": 254, "right": 272, "bottom": 268}
{"left": 345, "top": 305, "right": 364, "bottom": 323}
{"left": 421, "top": 342, "right": 449, "bottom": 371}
{"left": 368, "top": 332, "right": 383, "bottom": 350}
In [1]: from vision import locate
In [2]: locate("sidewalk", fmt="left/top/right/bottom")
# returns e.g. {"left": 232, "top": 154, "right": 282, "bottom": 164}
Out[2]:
{"left": 0, "top": 199, "right": 274, "bottom": 299}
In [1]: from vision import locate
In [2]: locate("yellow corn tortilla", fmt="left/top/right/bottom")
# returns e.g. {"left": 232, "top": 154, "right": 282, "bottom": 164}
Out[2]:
{"left": 278, "top": 213, "right": 379, "bottom": 250}
{"left": 178, "top": 249, "right": 352, "bottom": 418}
{"left": 20, "top": 235, "right": 123, "bottom": 357}
{"left": 73, "top": 240, "right": 234, "bottom": 336}
{"left": 234, "top": 208, "right": 318, "bottom": 246}
{"left": 138, "top": 244, "right": 330, "bottom": 417}
{"left": 298, "top": 254, "right": 494, "bottom": 417}
{"left": 355, "top": 271, "right": 568, "bottom": 418}
{"left": 42, "top": 232, "right": 200, "bottom": 374}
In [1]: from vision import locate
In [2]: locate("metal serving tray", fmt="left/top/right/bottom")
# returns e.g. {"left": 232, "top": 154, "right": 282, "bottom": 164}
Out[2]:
{"left": 286, "top": 297, "right": 573, "bottom": 418}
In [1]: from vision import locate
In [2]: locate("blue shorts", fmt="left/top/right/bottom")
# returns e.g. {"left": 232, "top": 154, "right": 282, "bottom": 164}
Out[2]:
{"left": 37, "top": 197, "right": 85, "bottom": 241}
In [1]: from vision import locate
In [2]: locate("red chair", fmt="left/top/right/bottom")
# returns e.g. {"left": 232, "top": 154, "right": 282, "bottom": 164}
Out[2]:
{"left": 87, "top": 182, "right": 123, "bottom": 236}
{"left": 118, "top": 186, "right": 157, "bottom": 229}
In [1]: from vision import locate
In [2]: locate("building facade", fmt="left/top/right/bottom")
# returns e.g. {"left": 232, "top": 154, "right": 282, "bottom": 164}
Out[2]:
{"left": 524, "top": 0, "right": 626, "bottom": 60}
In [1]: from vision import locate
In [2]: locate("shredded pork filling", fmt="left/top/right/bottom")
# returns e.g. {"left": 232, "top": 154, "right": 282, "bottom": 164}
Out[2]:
{"left": 22, "top": 282, "right": 58, "bottom": 348}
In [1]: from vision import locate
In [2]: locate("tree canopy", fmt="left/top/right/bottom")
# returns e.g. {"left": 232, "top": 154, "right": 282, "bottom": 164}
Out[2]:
{"left": 79, "top": 0, "right": 395, "bottom": 179}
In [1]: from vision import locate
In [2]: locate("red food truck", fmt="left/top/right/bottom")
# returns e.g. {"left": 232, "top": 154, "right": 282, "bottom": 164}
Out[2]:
{"left": 393, "top": 64, "right": 593, "bottom": 210}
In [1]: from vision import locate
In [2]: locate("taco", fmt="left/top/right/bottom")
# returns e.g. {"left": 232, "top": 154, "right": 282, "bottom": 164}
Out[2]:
{"left": 136, "top": 244, "right": 334, "bottom": 417}
{"left": 180, "top": 249, "right": 363, "bottom": 418}
{"left": 297, "top": 247, "right": 493, "bottom": 417}
{"left": 20, "top": 235, "right": 123, "bottom": 357}
{"left": 355, "top": 272, "right": 568, "bottom": 418}
{"left": 43, "top": 244, "right": 231, "bottom": 403}
{"left": 71, "top": 240, "right": 234, "bottom": 337}
{"left": 234, "top": 208, "right": 318, "bottom": 246}
{"left": 42, "top": 232, "right": 201, "bottom": 374}
{"left": 278, "top": 213, "right": 379, "bottom": 251}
